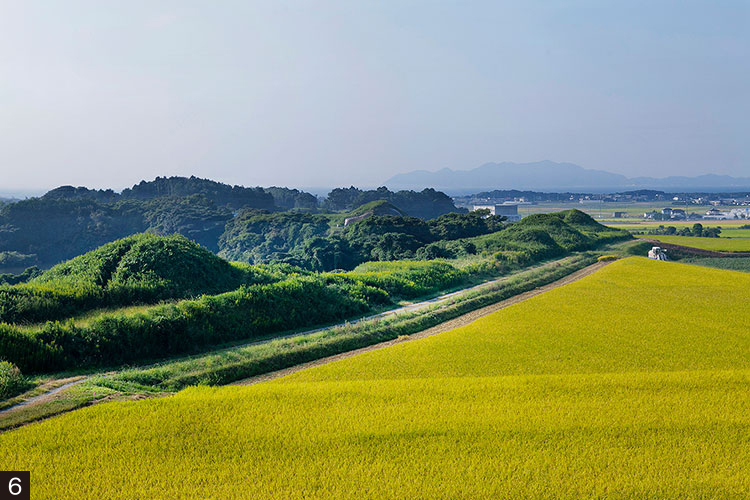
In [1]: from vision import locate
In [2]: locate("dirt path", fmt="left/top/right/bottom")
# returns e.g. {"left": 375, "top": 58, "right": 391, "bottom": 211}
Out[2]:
{"left": 236, "top": 260, "right": 610, "bottom": 386}
{"left": 0, "top": 376, "right": 87, "bottom": 417}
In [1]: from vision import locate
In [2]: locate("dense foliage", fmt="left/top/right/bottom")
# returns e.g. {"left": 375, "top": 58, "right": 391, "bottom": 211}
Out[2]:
{"left": 461, "top": 210, "right": 630, "bottom": 266}
{"left": 0, "top": 267, "right": 41, "bottom": 286}
{"left": 0, "top": 258, "right": 470, "bottom": 373}
{"left": 218, "top": 211, "right": 331, "bottom": 265}
{"left": 0, "top": 178, "right": 464, "bottom": 271}
{"left": 218, "top": 209, "right": 507, "bottom": 271}
{"left": 263, "top": 187, "right": 318, "bottom": 211}
{"left": 647, "top": 223, "right": 721, "bottom": 238}
{"left": 120, "top": 176, "right": 275, "bottom": 210}
{"left": 324, "top": 186, "right": 460, "bottom": 219}
{"left": 0, "top": 361, "right": 30, "bottom": 400}
{"left": 0, "top": 234, "right": 286, "bottom": 324}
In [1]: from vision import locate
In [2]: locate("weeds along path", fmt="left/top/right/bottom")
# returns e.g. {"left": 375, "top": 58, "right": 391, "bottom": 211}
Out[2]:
{"left": 220, "top": 257, "right": 589, "bottom": 352}
{"left": 0, "top": 377, "right": 87, "bottom": 418}
{"left": 236, "top": 260, "right": 611, "bottom": 386}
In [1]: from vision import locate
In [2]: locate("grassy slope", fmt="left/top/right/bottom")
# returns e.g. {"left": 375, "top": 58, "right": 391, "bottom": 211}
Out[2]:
{"left": 2, "top": 258, "right": 750, "bottom": 498}
{"left": 680, "top": 256, "right": 750, "bottom": 272}
{"left": 648, "top": 234, "right": 750, "bottom": 252}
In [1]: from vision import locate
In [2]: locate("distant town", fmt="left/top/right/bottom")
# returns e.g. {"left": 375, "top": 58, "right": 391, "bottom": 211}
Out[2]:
{"left": 456, "top": 189, "right": 750, "bottom": 221}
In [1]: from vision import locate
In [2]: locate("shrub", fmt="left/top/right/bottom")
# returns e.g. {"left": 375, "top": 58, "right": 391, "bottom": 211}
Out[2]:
{"left": 0, "top": 361, "right": 30, "bottom": 400}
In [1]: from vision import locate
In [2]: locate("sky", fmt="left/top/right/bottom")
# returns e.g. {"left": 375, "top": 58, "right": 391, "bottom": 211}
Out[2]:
{"left": 0, "top": 0, "right": 748, "bottom": 193}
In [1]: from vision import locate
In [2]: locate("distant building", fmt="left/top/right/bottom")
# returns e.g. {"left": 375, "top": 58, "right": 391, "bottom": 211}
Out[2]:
{"left": 671, "top": 209, "right": 686, "bottom": 220}
{"left": 661, "top": 208, "right": 673, "bottom": 216}
{"left": 473, "top": 204, "right": 521, "bottom": 221}
{"left": 612, "top": 211, "right": 626, "bottom": 218}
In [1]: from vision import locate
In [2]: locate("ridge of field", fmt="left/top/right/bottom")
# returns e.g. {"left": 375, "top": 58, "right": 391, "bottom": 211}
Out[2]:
{"left": 2, "top": 258, "right": 750, "bottom": 499}
{"left": 680, "top": 256, "right": 750, "bottom": 272}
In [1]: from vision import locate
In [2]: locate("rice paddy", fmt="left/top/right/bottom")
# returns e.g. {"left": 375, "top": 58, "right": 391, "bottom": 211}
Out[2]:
{"left": 647, "top": 234, "right": 750, "bottom": 252}
{"left": 2, "top": 257, "right": 750, "bottom": 499}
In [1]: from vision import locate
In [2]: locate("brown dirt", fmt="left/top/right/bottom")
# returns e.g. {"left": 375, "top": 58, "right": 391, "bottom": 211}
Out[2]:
{"left": 235, "top": 260, "right": 610, "bottom": 386}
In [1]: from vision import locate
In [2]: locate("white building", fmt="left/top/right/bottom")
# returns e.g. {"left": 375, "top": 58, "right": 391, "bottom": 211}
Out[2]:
{"left": 473, "top": 204, "right": 521, "bottom": 221}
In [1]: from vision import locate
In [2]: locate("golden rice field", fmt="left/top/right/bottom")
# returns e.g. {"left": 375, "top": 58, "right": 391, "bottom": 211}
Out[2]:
{"left": 2, "top": 258, "right": 750, "bottom": 499}
{"left": 648, "top": 234, "right": 750, "bottom": 252}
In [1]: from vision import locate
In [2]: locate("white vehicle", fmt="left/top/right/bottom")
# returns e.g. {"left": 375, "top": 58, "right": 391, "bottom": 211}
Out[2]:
{"left": 648, "top": 246, "right": 668, "bottom": 260}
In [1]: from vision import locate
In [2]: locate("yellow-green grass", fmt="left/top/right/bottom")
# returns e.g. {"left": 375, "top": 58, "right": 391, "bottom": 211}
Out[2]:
{"left": 3, "top": 258, "right": 750, "bottom": 499}
{"left": 648, "top": 235, "right": 750, "bottom": 252}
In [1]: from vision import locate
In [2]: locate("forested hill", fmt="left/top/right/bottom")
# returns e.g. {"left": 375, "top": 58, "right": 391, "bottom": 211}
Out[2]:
{"left": 324, "top": 186, "right": 458, "bottom": 219}
{"left": 0, "top": 177, "right": 464, "bottom": 273}
{"left": 43, "top": 176, "right": 277, "bottom": 210}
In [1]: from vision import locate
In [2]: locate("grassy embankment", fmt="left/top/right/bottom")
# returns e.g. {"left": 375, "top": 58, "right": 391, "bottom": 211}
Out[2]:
{"left": 0, "top": 211, "right": 627, "bottom": 377}
{"left": 2, "top": 258, "right": 750, "bottom": 498}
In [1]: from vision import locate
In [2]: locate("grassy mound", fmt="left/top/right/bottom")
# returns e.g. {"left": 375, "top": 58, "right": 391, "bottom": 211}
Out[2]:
{"left": 471, "top": 209, "right": 630, "bottom": 265}
{"left": 0, "top": 234, "right": 284, "bottom": 324}
{"left": 509, "top": 213, "right": 593, "bottom": 251}
{"left": 347, "top": 200, "right": 406, "bottom": 218}
{"left": 35, "top": 233, "right": 251, "bottom": 295}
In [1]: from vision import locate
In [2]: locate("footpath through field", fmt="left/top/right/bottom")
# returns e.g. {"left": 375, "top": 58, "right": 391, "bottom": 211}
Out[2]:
{"left": 236, "top": 260, "right": 610, "bottom": 386}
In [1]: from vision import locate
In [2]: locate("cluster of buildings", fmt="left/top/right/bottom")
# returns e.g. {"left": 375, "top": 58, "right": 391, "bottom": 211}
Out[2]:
{"left": 643, "top": 207, "right": 750, "bottom": 221}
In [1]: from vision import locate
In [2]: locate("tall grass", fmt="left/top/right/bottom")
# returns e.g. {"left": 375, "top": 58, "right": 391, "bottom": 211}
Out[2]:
{"left": 94, "top": 254, "right": 596, "bottom": 392}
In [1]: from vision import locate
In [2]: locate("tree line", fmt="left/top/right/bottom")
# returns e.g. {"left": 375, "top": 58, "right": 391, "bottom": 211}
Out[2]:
{"left": 0, "top": 177, "right": 465, "bottom": 273}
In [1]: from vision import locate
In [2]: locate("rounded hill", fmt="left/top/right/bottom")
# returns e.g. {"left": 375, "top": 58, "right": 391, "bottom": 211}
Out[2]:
{"left": 33, "top": 233, "right": 264, "bottom": 298}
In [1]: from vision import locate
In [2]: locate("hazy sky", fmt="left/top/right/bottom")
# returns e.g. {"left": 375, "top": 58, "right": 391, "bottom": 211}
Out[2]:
{"left": 0, "top": 1, "right": 748, "bottom": 192}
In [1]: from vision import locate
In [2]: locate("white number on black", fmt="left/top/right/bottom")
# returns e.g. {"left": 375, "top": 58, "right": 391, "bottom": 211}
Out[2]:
{"left": 8, "top": 477, "right": 21, "bottom": 496}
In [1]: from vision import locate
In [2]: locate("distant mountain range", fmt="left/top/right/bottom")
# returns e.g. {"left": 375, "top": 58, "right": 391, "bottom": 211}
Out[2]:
{"left": 384, "top": 161, "right": 750, "bottom": 194}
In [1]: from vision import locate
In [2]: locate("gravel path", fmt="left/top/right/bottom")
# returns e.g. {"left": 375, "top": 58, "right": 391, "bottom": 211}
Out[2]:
{"left": 0, "top": 377, "right": 87, "bottom": 417}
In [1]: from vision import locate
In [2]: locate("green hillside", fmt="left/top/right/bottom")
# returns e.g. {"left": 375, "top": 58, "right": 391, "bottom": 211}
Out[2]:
{"left": 0, "top": 234, "right": 283, "bottom": 325}
{"left": 471, "top": 209, "right": 629, "bottom": 265}
{"left": 35, "top": 233, "right": 251, "bottom": 294}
